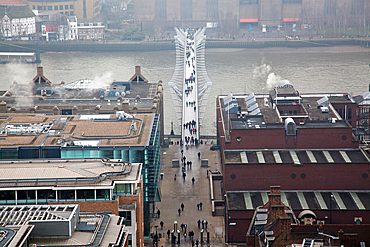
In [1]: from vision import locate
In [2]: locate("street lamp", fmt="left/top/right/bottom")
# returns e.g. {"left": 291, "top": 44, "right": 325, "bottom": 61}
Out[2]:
{"left": 329, "top": 194, "right": 334, "bottom": 224}
{"left": 154, "top": 225, "right": 158, "bottom": 246}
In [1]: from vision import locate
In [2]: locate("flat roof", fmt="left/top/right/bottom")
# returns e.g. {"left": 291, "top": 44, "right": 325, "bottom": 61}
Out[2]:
{"left": 219, "top": 94, "right": 351, "bottom": 129}
{"left": 0, "top": 159, "right": 141, "bottom": 187}
{"left": 0, "top": 113, "right": 156, "bottom": 148}
{"left": 227, "top": 190, "right": 370, "bottom": 211}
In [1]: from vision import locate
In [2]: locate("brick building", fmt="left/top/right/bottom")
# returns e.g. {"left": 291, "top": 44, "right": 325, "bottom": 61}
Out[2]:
{"left": 0, "top": 160, "right": 144, "bottom": 246}
{"left": 244, "top": 186, "right": 370, "bottom": 246}
{"left": 216, "top": 81, "right": 370, "bottom": 244}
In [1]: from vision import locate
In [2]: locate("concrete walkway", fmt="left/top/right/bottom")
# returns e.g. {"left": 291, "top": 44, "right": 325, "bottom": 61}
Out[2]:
{"left": 150, "top": 140, "right": 226, "bottom": 247}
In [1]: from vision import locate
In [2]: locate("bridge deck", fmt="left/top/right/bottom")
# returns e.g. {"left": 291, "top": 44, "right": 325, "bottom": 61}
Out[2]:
{"left": 182, "top": 31, "right": 199, "bottom": 145}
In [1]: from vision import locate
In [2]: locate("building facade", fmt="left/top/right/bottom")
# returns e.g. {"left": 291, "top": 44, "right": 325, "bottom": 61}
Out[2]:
{"left": 0, "top": 5, "right": 36, "bottom": 39}
{"left": 133, "top": 0, "right": 369, "bottom": 34}
{"left": 28, "top": 0, "right": 100, "bottom": 19}
{"left": 77, "top": 21, "right": 104, "bottom": 40}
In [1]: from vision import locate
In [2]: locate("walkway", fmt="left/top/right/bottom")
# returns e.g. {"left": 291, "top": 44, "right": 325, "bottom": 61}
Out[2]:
{"left": 182, "top": 30, "right": 199, "bottom": 145}
{"left": 150, "top": 140, "right": 225, "bottom": 246}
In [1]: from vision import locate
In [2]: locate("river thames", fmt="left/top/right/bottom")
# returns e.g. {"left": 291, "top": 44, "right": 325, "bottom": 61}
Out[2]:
{"left": 0, "top": 46, "right": 369, "bottom": 135}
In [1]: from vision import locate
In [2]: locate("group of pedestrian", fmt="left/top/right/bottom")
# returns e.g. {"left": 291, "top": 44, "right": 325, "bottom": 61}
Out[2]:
{"left": 196, "top": 202, "right": 203, "bottom": 210}
{"left": 197, "top": 219, "right": 208, "bottom": 229}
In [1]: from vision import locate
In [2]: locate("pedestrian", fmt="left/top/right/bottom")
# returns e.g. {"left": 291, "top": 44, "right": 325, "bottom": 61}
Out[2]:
{"left": 174, "top": 174, "right": 177, "bottom": 180}
{"left": 199, "top": 202, "right": 203, "bottom": 210}
{"left": 192, "top": 177, "right": 195, "bottom": 184}
{"left": 197, "top": 219, "right": 201, "bottom": 228}
{"left": 196, "top": 239, "right": 199, "bottom": 246}
{"left": 192, "top": 240, "right": 195, "bottom": 246}
{"left": 167, "top": 229, "right": 170, "bottom": 239}
{"left": 160, "top": 220, "right": 164, "bottom": 229}
{"left": 183, "top": 172, "right": 186, "bottom": 180}
{"left": 205, "top": 220, "right": 208, "bottom": 229}
{"left": 184, "top": 224, "right": 187, "bottom": 232}
{"left": 178, "top": 208, "right": 181, "bottom": 216}
{"left": 198, "top": 152, "right": 201, "bottom": 159}
{"left": 202, "top": 220, "right": 204, "bottom": 229}
{"left": 197, "top": 204, "right": 200, "bottom": 210}
{"left": 181, "top": 203, "right": 185, "bottom": 211}
{"left": 184, "top": 232, "right": 187, "bottom": 240}
{"left": 181, "top": 149, "right": 183, "bottom": 155}
{"left": 180, "top": 223, "right": 184, "bottom": 231}
{"left": 157, "top": 209, "right": 161, "bottom": 218}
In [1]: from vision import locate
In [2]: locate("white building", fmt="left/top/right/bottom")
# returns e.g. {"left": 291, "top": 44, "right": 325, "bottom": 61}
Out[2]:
{"left": 67, "top": 15, "right": 78, "bottom": 40}
{"left": 0, "top": 5, "right": 36, "bottom": 39}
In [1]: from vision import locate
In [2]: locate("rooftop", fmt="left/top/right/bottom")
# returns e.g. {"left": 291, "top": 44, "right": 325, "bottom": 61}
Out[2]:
{"left": 0, "top": 113, "right": 156, "bottom": 148}
{"left": 0, "top": 159, "right": 141, "bottom": 187}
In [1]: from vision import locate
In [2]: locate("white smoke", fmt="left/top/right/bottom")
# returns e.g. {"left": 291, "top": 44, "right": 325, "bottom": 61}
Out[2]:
{"left": 266, "top": 73, "right": 282, "bottom": 90}
{"left": 252, "top": 64, "right": 271, "bottom": 80}
{"left": 5, "top": 64, "right": 34, "bottom": 109}
{"left": 93, "top": 71, "right": 114, "bottom": 88}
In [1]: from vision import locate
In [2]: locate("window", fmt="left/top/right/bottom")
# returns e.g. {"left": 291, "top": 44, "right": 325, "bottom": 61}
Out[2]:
{"left": 338, "top": 108, "right": 342, "bottom": 117}
{"left": 119, "top": 211, "right": 132, "bottom": 226}
{"left": 33, "top": 5, "right": 35, "bottom": 9}
{"left": 348, "top": 108, "right": 352, "bottom": 119}
{"left": 37, "top": 190, "right": 56, "bottom": 202}
{"left": 60, "top": 5, "right": 63, "bottom": 10}
{"left": 96, "top": 189, "right": 110, "bottom": 200}
{"left": 70, "top": 4, "right": 74, "bottom": 9}
{"left": 65, "top": 5, "right": 69, "bottom": 9}
{"left": 48, "top": 6, "right": 52, "bottom": 10}
{"left": 289, "top": 110, "right": 292, "bottom": 115}
{"left": 70, "top": 11, "right": 74, "bottom": 15}
{"left": 17, "top": 190, "right": 36, "bottom": 203}
{"left": 65, "top": 11, "right": 69, "bottom": 15}
{"left": 113, "top": 183, "right": 131, "bottom": 195}
{"left": 54, "top": 5, "right": 58, "bottom": 10}
{"left": 0, "top": 191, "right": 15, "bottom": 204}
{"left": 37, "top": 6, "right": 42, "bottom": 11}
{"left": 58, "top": 190, "right": 75, "bottom": 201}
{"left": 77, "top": 189, "right": 94, "bottom": 200}
{"left": 60, "top": 12, "right": 63, "bottom": 14}
{"left": 283, "top": 0, "right": 302, "bottom": 3}
{"left": 293, "top": 110, "right": 297, "bottom": 115}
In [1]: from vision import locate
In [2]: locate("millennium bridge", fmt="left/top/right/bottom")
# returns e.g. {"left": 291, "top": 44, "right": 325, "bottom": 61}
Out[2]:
{"left": 169, "top": 28, "right": 212, "bottom": 144}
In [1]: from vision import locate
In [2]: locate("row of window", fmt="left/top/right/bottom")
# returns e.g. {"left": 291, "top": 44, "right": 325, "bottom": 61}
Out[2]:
{"left": 0, "top": 184, "right": 132, "bottom": 204}
{"left": 33, "top": 4, "right": 74, "bottom": 11}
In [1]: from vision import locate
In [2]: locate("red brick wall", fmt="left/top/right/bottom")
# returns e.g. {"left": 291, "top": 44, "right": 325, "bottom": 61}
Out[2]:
{"left": 48, "top": 200, "right": 119, "bottom": 215}
{"left": 226, "top": 127, "right": 357, "bottom": 150}
{"left": 224, "top": 163, "right": 370, "bottom": 191}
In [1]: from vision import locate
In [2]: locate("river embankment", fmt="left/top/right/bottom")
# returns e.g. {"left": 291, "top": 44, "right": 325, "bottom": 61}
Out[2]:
{"left": 0, "top": 38, "right": 369, "bottom": 53}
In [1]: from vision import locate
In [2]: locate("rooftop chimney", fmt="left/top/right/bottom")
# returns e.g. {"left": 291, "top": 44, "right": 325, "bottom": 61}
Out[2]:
{"left": 37, "top": 65, "right": 43, "bottom": 77}
{"left": 268, "top": 186, "right": 282, "bottom": 206}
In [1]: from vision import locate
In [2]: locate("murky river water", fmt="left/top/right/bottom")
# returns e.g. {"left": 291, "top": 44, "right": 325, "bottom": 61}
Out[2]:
{"left": 0, "top": 46, "right": 369, "bottom": 135}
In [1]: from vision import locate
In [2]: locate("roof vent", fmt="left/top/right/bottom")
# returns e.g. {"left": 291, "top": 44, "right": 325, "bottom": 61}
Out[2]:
{"left": 320, "top": 107, "right": 329, "bottom": 113}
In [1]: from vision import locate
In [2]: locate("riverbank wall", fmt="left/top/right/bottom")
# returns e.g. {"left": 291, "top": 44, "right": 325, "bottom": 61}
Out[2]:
{"left": 0, "top": 38, "right": 367, "bottom": 53}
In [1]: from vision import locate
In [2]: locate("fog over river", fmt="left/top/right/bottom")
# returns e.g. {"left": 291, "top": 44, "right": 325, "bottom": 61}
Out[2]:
{"left": 0, "top": 46, "right": 369, "bottom": 135}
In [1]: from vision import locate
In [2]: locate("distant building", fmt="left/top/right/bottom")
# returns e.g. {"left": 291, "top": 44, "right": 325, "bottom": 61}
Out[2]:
{"left": 77, "top": 21, "right": 104, "bottom": 40}
{"left": 27, "top": 0, "right": 99, "bottom": 19}
{"left": 133, "top": 0, "right": 369, "bottom": 32}
{"left": 67, "top": 15, "right": 78, "bottom": 40}
{"left": 0, "top": 1, "right": 36, "bottom": 39}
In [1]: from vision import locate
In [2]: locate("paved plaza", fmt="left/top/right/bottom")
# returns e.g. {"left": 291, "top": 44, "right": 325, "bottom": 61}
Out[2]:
{"left": 149, "top": 139, "right": 227, "bottom": 247}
